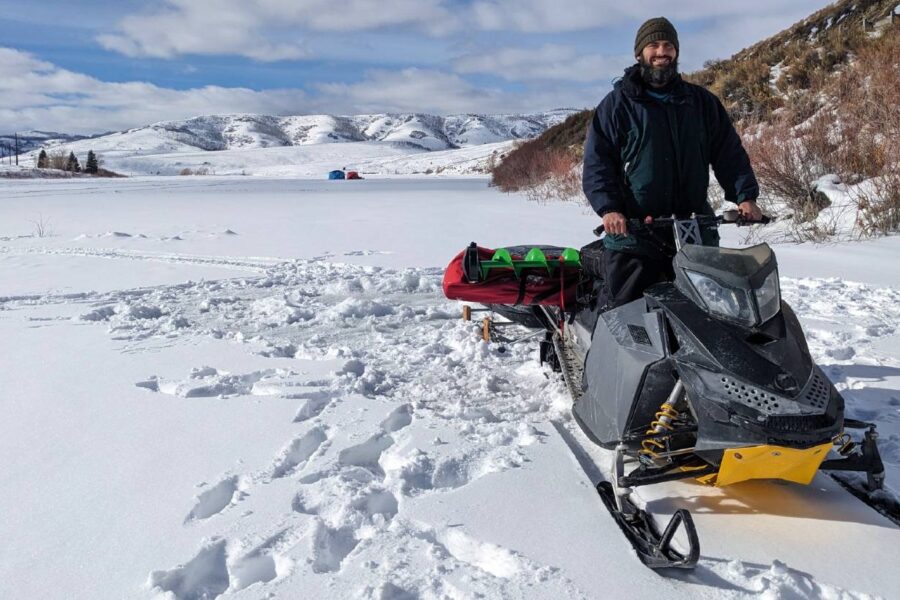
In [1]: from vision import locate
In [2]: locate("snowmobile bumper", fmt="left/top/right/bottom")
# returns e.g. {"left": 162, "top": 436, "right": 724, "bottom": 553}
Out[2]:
{"left": 713, "top": 441, "right": 832, "bottom": 487}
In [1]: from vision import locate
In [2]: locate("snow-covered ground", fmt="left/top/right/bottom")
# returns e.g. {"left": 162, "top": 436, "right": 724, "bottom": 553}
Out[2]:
{"left": 6, "top": 140, "right": 514, "bottom": 178}
{"left": 1, "top": 177, "right": 898, "bottom": 599}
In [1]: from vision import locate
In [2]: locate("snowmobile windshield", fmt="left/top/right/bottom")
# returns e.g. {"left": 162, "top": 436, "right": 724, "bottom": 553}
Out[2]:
{"left": 674, "top": 244, "right": 780, "bottom": 327}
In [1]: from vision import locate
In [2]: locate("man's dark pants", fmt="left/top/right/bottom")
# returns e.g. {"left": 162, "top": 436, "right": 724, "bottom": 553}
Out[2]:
{"left": 599, "top": 249, "right": 675, "bottom": 309}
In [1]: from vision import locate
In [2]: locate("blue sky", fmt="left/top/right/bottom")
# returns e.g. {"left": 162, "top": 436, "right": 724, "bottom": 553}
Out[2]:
{"left": 1, "top": 0, "right": 827, "bottom": 134}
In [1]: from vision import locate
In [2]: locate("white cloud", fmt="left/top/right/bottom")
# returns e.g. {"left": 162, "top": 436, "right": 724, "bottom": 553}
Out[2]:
{"left": 313, "top": 68, "right": 596, "bottom": 115}
{"left": 0, "top": 48, "right": 596, "bottom": 134}
{"left": 313, "top": 68, "right": 513, "bottom": 115}
{"left": 97, "top": 0, "right": 459, "bottom": 61}
{"left": 96, "top": 1, "right": 308, "bottom": 61}
{"left": 454, "top": 45, "right": 631, "bottom": 83}
{"left": 469, "top": 0, "right": 826, "bottom": 33}
{"left": 0, "top": 48, "right": 307, "bottom": 133}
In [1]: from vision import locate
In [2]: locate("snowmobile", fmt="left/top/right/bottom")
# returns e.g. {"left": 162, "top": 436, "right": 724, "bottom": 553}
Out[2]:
{"left": 442, "top": 212, "right": 886, "bottom": 570}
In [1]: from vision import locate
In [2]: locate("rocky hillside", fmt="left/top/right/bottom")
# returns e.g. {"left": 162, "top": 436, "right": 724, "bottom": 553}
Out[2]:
{"left": 690, "top": 0, "right": 899, "bottom": 122}
{"left": 493, "top": 0, "right": 900, "bottom": 191}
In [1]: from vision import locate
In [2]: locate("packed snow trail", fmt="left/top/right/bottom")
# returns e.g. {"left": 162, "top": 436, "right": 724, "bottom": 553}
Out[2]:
{"left": 3, "top": 251, "right": 897, "bottom": 599}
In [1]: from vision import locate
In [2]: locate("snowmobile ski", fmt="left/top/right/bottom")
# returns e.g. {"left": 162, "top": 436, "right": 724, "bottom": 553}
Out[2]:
{"left": 595, "top": 481, "right": 699, "bottom": 569}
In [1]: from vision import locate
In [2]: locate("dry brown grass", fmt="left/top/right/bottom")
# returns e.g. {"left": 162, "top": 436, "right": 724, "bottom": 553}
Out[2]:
{"left": 489, "top": 110, "right": 589, "bottom": 195}
{"left": 743, "top": 25, "right": 900, "bottom": 236}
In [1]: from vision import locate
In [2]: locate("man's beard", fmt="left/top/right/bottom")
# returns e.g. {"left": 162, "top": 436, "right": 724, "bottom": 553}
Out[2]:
{"left": 640, "top": 57, "right": 678, "bottom": 88}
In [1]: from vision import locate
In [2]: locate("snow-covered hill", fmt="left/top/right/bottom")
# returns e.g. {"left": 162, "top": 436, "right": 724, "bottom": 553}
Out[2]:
{"left": 36, "top": 110, "right": 573, "bottom": 154}
{"left": 0, "top": 130, "right": 96, "bottom": 158}
{"left": 17, "top": 110, "right": 572, "bottom": 177}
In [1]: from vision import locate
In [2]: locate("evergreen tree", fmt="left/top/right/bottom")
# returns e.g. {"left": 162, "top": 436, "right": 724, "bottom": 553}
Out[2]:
{"left": 85, "top": 150, "right": 98, "bottom": 174}
{"left": 65, "top": 151, "right": 81, "bottom": 172}
{"left": 37, "top": 149, "right": 49, "bottom": 169}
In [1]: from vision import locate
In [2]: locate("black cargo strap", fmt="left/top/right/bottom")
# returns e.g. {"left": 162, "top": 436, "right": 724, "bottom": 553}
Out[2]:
{"left": 514, "top": 275, "right": 528, "bottom": 305}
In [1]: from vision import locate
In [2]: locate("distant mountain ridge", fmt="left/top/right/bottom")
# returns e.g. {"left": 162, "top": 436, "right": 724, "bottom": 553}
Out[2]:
{"left": 26, "top": 110, "right": 575, "bottom": 157}
{"left": 0, "top": 131, "right": 98, "bottom": 157}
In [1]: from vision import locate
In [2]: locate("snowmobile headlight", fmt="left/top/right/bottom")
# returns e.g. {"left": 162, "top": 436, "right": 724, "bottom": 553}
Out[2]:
{"left": 754, "top": 269, "right": 780, "bottom": 324}
{"left": 685, "top": 270, "right": 755, "bottom": 325}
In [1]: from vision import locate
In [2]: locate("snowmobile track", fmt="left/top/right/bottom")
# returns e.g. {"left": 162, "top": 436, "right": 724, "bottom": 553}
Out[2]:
{"left": 830, "top": 474, "right": 900, "bottom": 528}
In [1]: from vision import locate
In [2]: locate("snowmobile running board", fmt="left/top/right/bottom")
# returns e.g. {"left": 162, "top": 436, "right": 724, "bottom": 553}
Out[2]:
{"left": 596, "top": 481, "right": 700, "bottom": 569}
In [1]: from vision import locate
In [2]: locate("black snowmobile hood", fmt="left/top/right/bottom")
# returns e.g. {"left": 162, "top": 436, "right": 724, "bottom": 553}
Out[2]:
{"left": 645, "top": 284, "right": 813, "bottom": 392}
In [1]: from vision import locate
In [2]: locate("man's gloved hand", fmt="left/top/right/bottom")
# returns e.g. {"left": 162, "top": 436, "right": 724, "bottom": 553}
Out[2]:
{"left": 738, "top": 200, "right": 763, "bottom": 221}
{"left": 602, "top": 211, "right": 628, "bottom": 235}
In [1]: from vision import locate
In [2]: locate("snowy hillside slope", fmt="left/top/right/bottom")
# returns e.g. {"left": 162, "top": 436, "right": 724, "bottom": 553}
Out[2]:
{"left": 18, "top": 110, "right": 568, "bottom": 177}
{"left": 93, "top": 140, "right": 514, "bottom": 177}
{"left": 31, "top": 110, "right": 573, "bottom": 155}
{"left": 0, "top": 178, "right": 898, "bottom": 600}
{"left": 0, "top": 130, "right": 96, "bottom": 158}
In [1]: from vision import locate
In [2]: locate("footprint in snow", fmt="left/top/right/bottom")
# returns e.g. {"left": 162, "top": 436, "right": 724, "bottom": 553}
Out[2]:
{"left": 310, "top": 521, "right": 360, "bottom": 574}
{"left": 229, "top": 530, "right": 292, "bottom": 592}
{"left": 134, "top": 367, "right": 285, "bottom": 399}
{"left": 292, "top": 389, "right": 341, "bottom": 423}
{"left": 270, "top": 426, "right": 329, "bottom": 479}
{"left": 147, "top": 538, "right": 229, "bottom": 600}
{"left": 338, "top": 433, "right": 395, "bottom": 477}
{"left": 437, "top": 528, "right": 523, "bottom": 579}
{"left": 184, "top": 476, "right": 245, "bottom": 523}
{"left": 380, "top": 403, "right": 413, "bottom": 433}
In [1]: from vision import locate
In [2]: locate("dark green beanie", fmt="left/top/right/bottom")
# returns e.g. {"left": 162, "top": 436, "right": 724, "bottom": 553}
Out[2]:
{"left": 634, "top": 17, "right": 679, "bottom": 56}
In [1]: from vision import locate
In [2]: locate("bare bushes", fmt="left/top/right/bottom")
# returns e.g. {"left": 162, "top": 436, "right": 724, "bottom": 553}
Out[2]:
{"left": 855, "top": 171, "right": 900, "bottom": 236}
{"left": 743, "top": 27, "right": 900, "bottom": 238}
{"left": 833, "top": 28, "right": 900, "bottom": 234}
{"left": 490, "top": 139, "right": 583, "bottom": 203}
{"left": 48, "top": 150, "right": 69, "bottom": 170}
{"left": 521, "top": 149, "right": 582, "bottom": 204}
{"left": 179, "top": 167, "right": 211, "bottom": 176}
{"left": 489, "top": 110, "right": 589, "bottom": 203}
{"left": 491, "top": 138, "right": 547, "bottom": 191}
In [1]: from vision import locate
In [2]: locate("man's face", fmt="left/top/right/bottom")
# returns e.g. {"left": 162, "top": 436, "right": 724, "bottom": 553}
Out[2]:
{"left": 639, "top": 40, "right": 677, "bottom": 69}
{"left": 638, "top": 40, "right": 678, "bottom": 87}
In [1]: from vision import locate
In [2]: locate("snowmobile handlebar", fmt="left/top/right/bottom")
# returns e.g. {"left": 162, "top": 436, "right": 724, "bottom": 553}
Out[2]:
{"left": 593, "top": 211, "right": 773, "bottom": 237}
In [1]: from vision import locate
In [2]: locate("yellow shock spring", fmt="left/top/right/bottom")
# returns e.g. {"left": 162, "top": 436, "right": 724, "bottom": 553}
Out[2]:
{"left": 640, "top": 402, "right": 680, "bottom": 457}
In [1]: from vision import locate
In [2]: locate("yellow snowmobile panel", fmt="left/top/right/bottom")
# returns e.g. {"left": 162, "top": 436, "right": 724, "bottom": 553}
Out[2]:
{"left": 714, "top": 442, "right": 833, "bottom": 487}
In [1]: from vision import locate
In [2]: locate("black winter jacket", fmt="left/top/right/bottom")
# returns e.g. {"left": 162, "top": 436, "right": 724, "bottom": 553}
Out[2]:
{"left": 582, "top": 65, "right": 759, "bottom": 253}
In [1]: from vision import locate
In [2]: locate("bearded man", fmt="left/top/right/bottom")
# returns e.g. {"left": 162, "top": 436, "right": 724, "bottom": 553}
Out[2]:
{"left": 582, "top": 17, "right": 762, "bottom": 309}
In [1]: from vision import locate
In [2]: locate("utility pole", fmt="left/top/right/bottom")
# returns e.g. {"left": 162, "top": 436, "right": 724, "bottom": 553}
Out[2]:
{"left": 15, "top": 133, "right": 19, "bottom": 166}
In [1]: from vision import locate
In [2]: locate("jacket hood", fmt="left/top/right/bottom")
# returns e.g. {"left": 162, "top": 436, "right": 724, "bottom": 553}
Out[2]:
{"left": 616, "top": 63, "right": 686, "bottom": 99}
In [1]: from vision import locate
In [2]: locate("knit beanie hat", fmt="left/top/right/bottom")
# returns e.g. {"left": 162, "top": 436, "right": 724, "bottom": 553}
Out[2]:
{"left": 634, "top": 17, "right": 679, "bottom": 56}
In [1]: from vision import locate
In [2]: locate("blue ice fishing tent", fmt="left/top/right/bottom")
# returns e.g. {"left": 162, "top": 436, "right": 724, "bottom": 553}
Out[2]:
{"left": 328, "top": 170, "right": 345, "bottom": 180}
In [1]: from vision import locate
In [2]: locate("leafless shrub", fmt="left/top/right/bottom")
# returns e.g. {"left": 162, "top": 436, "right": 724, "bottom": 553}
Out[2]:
{"left": 854, "top": 171, "right": 900, "bottom": 236}
{"left": 491, "top": 139, "right": 583, "bottom": 204}
{"left": 30, "top": 214, "right": 52, "bottom": 238}
{"left": 48, "top": 150, "right": 69, "bottom": 170}
{"left": 179, "top": 168, "right": 193, "bottom": 175}
{"left": 743, "top": 121, "right": 830, "bottom": 226}
{"left": 834, "top": 27, "right": 900, "bottom": 234}
{"left": 524, "top": 151, "right": 583, "bottom": 204}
